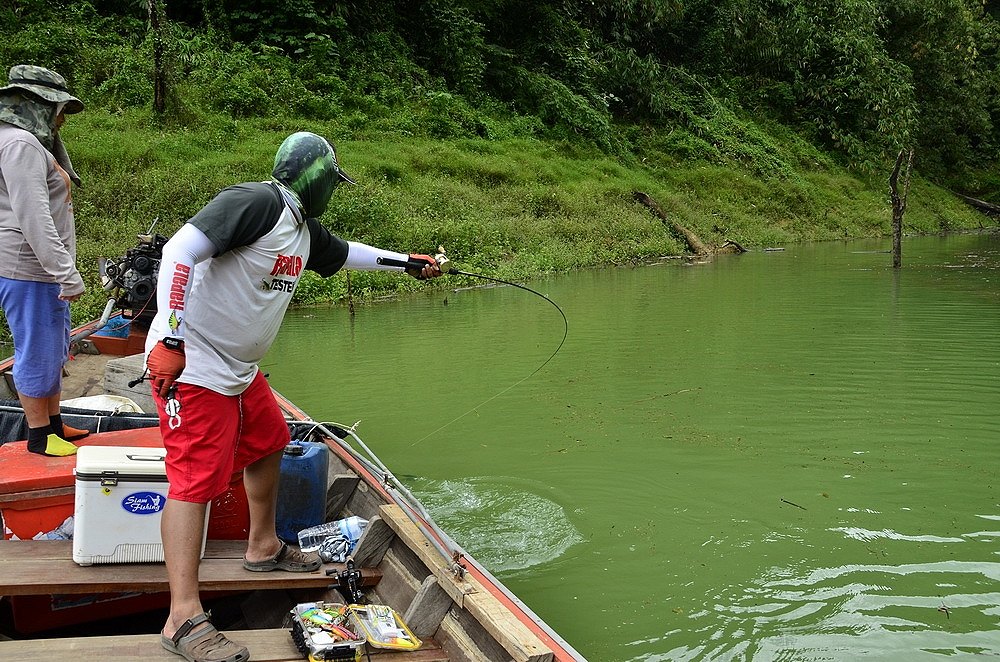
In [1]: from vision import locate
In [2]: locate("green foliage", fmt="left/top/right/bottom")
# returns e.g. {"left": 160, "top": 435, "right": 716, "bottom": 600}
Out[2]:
{"left": 5, "top": 0, "right": 997, "bottom": 178}
{"left": 881, "top": 0, "right": 994, "bottom": 179}
{"left": 488, "top": 64, "right": 612, "bottom": 147}
{"left": 402, "top": 0, "right": 487, "bottom": 98}
{"left": 787, "top": 0, "right": 916, "bottom": 167}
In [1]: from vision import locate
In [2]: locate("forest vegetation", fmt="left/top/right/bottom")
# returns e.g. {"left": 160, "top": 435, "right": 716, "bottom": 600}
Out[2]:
{"left": 1, "top": 0, "right": 999, "bottom": 330}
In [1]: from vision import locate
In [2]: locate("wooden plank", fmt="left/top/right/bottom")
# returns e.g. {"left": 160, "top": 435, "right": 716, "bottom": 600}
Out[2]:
{"left": 344, "top": 478, "right": 390, "bottom": 520}
{"left": 463, "top": 589, "right": 553, "bottom": 662}
{"left": 377, "top": 504, "right": 477, "bottom": 606}
{"left": 325, "top": 473, "right": 360, "bottom": 520}
{"left": 0, "top": 540, "right": 339, "bottom": 596}
{"left": 438, "top": 612, "right": 503, "bottom": 662}
{"left": 351, "top": 514, "right": 394, "bottom": 567}
{"left": 0, "top": 485, "right": 74, "bottom": 505}
{"left": 377, "top": 505, "right": 553, "bottom": 662}
{"left": 0, "top": 557, "right": 333, "bottom": 595}
{"left": 367, "top": 547, "right": 421, "bottom": 615}
{"left": 403, "top": 575, "right": 452, "bottom": 637}
{"left": 0, "top": 629, "right": 448, "bottom": 661}
{"left": 0, "top": 539, "right": 252, "bottom": 562}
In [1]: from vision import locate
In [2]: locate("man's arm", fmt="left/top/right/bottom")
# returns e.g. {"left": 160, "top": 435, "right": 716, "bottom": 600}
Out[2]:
{"left": 145, "top": 223, "right": 215, "bottom": 398}
{"left": 155, "top": 223, "right": 216, "bottom": 340}
{"left": 305, "top": 219, "right": 439, "bottom": 279}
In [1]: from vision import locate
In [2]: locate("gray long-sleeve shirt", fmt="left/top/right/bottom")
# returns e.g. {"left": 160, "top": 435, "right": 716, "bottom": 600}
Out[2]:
{"left": 0, "top": 122, "right": 84, "bottom": 296}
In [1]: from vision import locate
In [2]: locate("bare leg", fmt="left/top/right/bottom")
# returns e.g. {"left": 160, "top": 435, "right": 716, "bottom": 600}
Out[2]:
{"left": 242, "top": 448, "right": 284, "bottom": 562}
{"left": 18, "top": 393, "right": 54, "bottom": 428}
{"left": 161, "top": 498, "right": 209, "bottom": 639}
{"left": 46, "top": 393, "right": 62, "bottom": 417}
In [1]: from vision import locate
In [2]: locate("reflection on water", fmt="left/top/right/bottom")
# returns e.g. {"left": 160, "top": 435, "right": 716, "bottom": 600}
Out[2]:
{"left": 269, "top": 233, "right": 1000, "bottom": 661}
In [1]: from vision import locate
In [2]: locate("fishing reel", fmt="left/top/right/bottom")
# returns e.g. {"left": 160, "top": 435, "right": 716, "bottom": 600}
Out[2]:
{"left": 326, "top": 559, "right": 365, "bottom": 603}
{"left": 101, "top": 225, "right": 168, "bottom": 327}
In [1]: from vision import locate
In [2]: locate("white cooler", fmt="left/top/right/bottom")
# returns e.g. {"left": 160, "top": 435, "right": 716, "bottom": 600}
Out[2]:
{"left": 72, "top": 445, "right": 208, "bottom": 565}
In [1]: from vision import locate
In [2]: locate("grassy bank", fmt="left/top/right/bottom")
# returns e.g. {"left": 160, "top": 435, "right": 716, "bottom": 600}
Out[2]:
{"left": 19, "top": 107, "right": 996, "bottom": 335}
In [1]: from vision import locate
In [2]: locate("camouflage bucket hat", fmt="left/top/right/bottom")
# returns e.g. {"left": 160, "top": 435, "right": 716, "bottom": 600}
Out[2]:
{"left": 0, "top": 65, "right": 84, "bottom": 114}
{"left": 272, "top": 132, "right": 355, "bottom": 218}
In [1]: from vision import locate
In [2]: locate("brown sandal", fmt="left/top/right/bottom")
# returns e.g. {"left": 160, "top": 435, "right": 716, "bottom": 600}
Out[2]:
{"left": 243, "top": 541, "right": 321, "bottom": 572}
{"left": 161, "top": 612, "right": 249, "bottom": 662}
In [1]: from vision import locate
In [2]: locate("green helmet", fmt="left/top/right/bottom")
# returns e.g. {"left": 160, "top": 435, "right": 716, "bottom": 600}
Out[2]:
{"left": 272, "top": 132, "right": 355, "bottom": 218}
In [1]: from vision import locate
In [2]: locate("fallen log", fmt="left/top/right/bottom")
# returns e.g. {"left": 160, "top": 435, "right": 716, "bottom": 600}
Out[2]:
{"left": 953, "top": 192, "right": 1000, "bottom": 216}
{"left": 633, "top": 191, "right": 710, "bottom": 255}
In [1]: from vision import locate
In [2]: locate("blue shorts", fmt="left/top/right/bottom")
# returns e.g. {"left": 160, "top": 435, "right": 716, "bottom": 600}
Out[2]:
{"left": 0, "top": 277, "right": 70, "bottom": 398}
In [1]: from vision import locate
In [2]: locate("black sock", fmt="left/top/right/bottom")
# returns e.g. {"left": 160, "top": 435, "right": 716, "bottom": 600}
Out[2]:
{"left": 50, "top": 413, "right": 89, "bottom": 441}
{"left": 27, "top": 425, "right": 53, "bottom": 454}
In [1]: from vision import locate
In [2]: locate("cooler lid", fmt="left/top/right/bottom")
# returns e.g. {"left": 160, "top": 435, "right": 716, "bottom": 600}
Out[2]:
{"left": 75, "top": 445, "right": 167, "bottom": 476}
{"left": 0, "top": 428, "right": 164, "bottom": 496}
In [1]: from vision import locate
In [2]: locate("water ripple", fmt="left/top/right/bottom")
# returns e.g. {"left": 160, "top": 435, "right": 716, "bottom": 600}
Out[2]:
{"left": 407, "top": 475, "right": 583, "bottom": 573}
{"left": 829, "top": 527, "right": 967, "bottom": 543}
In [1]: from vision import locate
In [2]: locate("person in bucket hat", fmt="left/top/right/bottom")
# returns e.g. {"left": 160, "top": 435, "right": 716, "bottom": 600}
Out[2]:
{"left": 143, "top": 131, "right": 440, "bottom": 662}
{"left": 0, "top": 64, "right": 90, "bottom": 457}
{"left": 0, "top": 64, "right": 85, "bottom": 113}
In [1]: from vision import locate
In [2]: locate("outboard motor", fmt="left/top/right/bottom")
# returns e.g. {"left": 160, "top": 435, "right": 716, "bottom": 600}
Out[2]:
{"left": 101, "top": 230, "right": 168, "bottom": 328}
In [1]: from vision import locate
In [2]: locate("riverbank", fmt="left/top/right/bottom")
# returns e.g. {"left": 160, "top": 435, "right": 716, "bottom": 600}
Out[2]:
{"left": 57, "top": 110, "right": 996, "bottom": 326}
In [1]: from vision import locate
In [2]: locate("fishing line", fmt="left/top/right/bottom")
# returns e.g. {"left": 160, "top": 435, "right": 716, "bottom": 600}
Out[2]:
{"left": 377, "top": 258, "right": 568, "bottom": 447}
{"left": 411, "top": 269, "right": 567, "bottom": 446}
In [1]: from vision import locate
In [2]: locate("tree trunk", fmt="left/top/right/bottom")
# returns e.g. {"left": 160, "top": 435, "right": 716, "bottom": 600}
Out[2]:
{"left": 953, "top": 192, "right": 1000, "bottom": 216}
{"left": 633, "top": 191, "right": 710, "bottom": 255}
{"left": 148, "top": 0, "right": 166, "bottom": 114}
{"left": 888, "top": 149, "right": 914, "bottom": 269}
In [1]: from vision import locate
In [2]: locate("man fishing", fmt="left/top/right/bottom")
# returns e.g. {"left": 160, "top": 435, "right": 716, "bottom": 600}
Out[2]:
{"left": 144, "top": 131, "right": 441, "bottom": 662}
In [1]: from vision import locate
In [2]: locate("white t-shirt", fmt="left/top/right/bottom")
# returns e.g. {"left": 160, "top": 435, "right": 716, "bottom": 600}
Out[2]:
{"left": 146, "top": 182, "right": 349, "bottom": 395}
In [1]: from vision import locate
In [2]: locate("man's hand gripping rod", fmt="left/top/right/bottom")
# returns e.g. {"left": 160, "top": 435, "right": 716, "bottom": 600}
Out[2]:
{"left": 376, "top": 251, "right": 456, "bottom": 275}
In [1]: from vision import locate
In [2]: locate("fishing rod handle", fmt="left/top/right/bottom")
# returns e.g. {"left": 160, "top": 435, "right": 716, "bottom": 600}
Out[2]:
{"left": 377, "top": 255, "right": 454, "bottom": 273}
{"left": 376, "top": 256, "right": 429, "bottom": 270}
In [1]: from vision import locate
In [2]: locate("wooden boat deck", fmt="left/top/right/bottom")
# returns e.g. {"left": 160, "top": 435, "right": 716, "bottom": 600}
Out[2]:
{"left": 0, "top": 538, "right": 445, "bottom": 660}
{"left": 0, "top": 539, "right": 340, "bottom": 595}
{"left": 0, "top": 505, "right": 557, "bottom": 661}
{"left": 1, "top": 628, "right": 448, "bottom": 661}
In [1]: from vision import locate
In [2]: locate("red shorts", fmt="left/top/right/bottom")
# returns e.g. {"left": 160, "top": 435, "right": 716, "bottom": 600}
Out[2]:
{"left": 151, "top": 371, "right": 290, "bottom": 503}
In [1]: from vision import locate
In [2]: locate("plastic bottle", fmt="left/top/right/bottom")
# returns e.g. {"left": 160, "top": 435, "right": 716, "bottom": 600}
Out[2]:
{"left": 298, "top": 516, "right": 368, "bottom": 553}
{"left": 337, "top": 515, "right": 367, "bottom": 542}
{"left": 275, "top": 440, "right": 329, "bottom": 544}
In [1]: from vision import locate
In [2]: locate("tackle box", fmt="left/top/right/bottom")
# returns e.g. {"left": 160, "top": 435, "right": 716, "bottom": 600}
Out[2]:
{"left": 288, "top": 602, "right": 422, "bottom": 660}
{"left": 289, "top": 602, "right": 366, "bottom": 661}
{"left": 348, "top": 604, "right": 421, "bottom": 651}
{"left": 72, "top": 445, "right": 208, "bottom": 565}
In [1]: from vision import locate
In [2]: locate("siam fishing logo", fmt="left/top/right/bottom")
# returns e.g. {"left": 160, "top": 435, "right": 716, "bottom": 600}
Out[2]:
{"left": 121, "top": 491, "right": 166, "bottom": 515}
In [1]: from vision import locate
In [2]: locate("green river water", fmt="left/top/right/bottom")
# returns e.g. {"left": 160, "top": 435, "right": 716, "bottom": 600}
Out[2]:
{"left": 268, "top": 233, "right": 1000, "bottom": 661}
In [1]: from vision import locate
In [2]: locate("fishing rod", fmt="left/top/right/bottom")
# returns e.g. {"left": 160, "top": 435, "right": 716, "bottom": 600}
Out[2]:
{"left": 375, "top": 253, "right": 568, "bottom": 445}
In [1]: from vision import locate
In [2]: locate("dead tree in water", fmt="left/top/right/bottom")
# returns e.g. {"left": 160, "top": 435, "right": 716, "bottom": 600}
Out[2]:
{"left": 889, "top": 149, "right": 914, "bottom": 269}
{"left": 633, "top": 191, "right": 710, "bottom": 255}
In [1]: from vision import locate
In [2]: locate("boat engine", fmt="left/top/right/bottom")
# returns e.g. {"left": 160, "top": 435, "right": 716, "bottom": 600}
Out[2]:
{"left": 101, "top": 232, "right": 168, "bottom": 327}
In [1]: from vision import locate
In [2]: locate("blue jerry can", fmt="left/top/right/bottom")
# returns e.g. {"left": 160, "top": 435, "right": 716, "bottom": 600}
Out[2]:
{"left": 276, "top": 440, "right": 329, "bottom": 544}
